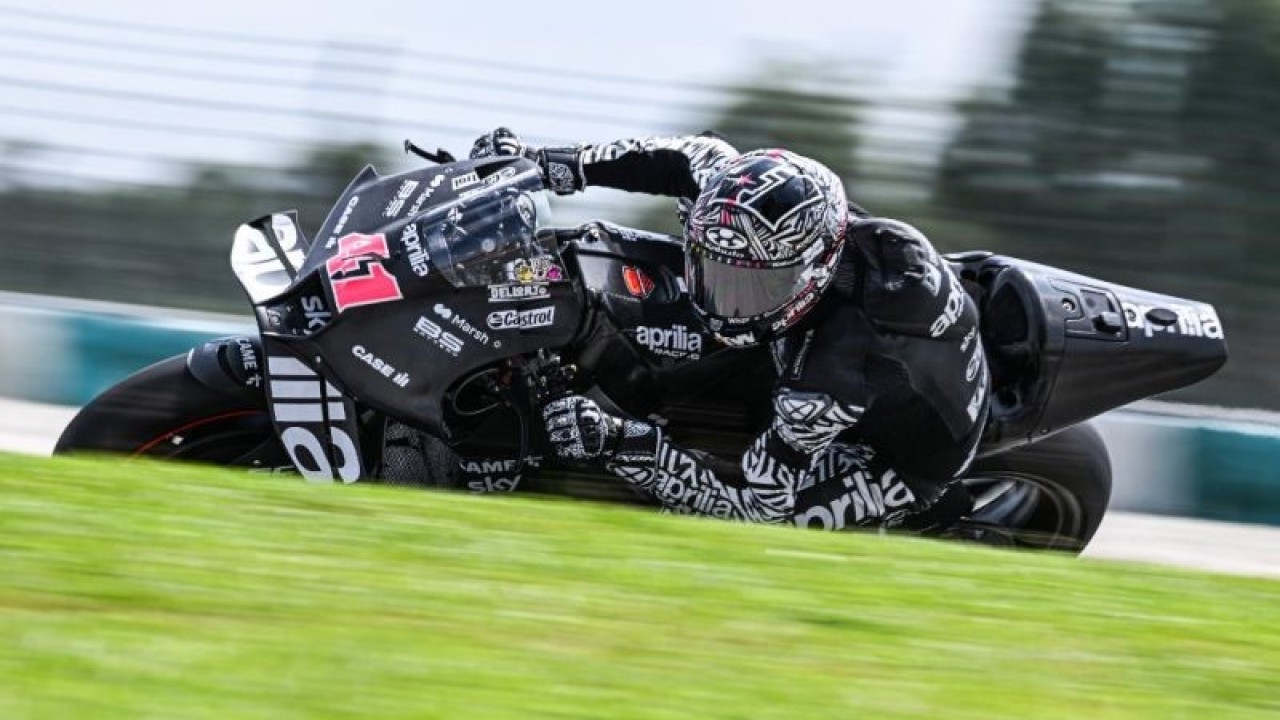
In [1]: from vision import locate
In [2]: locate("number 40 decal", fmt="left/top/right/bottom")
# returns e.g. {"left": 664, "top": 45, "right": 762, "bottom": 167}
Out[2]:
{"left": 325, "top": 233, "right": 404, "bottom": 312}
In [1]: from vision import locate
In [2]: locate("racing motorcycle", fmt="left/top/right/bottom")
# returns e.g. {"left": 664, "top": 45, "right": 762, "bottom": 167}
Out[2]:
{"left": 55, "top": 146, "right": 1228, "bottom": 552}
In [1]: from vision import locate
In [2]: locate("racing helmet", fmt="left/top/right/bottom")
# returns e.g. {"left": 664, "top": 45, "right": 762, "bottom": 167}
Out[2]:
{"left": 684, "top": 149, "right": 849, "bottom": 347}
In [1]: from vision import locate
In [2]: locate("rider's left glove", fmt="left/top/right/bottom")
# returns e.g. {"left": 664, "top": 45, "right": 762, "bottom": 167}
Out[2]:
{"left": 470, "top": 127, "right": 535, "bottom": 161}
{"left": 469, "top": 127, "right": 584, "bottom": 196}
{"left": 542, "top": 395, "right": 621, "bottom": 462}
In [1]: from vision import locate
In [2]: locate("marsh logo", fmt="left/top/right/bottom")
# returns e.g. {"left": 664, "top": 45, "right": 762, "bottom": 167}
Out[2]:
{"left": 406, "top": 173, "right": 447, "bottom": 217}
{"left": 433, "top": 303, "right": 490, "bottom": 345}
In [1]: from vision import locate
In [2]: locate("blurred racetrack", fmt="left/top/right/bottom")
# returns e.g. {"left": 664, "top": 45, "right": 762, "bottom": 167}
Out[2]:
{"left": 5, "top": 396, "right": 1276, "bottom": 580}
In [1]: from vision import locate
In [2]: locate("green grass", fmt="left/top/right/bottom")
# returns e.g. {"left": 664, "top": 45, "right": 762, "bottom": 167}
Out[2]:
{"left": 0, "top": 454, "right": 1277, "bottom": 719}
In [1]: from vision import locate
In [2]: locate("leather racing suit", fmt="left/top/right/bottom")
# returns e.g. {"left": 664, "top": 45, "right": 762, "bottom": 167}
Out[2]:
{"left": 528, "top": 134, "right": 988, "bottom": 529}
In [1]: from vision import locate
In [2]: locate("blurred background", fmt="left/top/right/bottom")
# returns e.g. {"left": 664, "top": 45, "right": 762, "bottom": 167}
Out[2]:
{"left": 2, "top": 0, "right": 1276, "bottom": 407}
{"left": 1, "top": 0, "right": 1279, "bottom": 524}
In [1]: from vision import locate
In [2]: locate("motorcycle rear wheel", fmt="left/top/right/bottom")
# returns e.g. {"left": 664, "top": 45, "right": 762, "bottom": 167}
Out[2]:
{"left": 957, "top": 423, "right": 1112, "bottom": 553}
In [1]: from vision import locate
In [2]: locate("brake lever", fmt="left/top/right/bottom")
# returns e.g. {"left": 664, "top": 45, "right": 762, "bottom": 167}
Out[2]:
{"left": 510, "top": 351, "right": 577, "bottom": 406}
{"left": 403, "top": 139, "right": 456, "bottom": 164}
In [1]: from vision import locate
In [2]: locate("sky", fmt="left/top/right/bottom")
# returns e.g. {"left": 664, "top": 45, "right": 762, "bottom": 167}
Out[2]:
{"left": 0, "top": 0, "right": 1033, "bottom": 216}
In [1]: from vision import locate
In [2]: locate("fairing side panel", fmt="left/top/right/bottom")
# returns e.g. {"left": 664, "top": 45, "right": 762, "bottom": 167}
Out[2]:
{"left": 961, "top": 255, "right": 1227, "bottom": 453}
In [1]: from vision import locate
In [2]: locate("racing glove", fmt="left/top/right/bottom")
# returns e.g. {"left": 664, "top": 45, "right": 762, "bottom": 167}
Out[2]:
{"left": 469, "top": 126, "right": 532, "bottom": 161}
{"left": 542, "top": 395, "right": 621, "bottom": 462}
{"left": 469, "top": 127, "right": 584, "bottom": 196}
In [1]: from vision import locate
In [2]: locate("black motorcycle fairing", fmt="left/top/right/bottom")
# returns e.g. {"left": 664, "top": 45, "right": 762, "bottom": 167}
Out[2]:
{"left": 186, "top": 335, "right": 268, "bottom": 407}
{"left": 952, "top": 254, "right": 1228, "bottom": 454}
{"left": 253, "top": 333, "right": 367, "bottom": 483}
{"left": 238, "top": 156, "right": 582, "bottom": 439}
{"left": 560, "top": 222, "right": 773, "bottom": 436}
{"left": 428, "top": 222, "right": 776, "bottom": 475}
{"left": 229, "top": 211, "right": 311, "bottom": 305}
{"left": 298, "top": 156, "right": 546, "bottom": 278}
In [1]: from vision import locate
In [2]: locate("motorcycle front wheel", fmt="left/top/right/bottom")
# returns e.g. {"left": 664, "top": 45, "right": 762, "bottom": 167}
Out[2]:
{"left": 53, "top": 354, "right": 281, "bottom": 466}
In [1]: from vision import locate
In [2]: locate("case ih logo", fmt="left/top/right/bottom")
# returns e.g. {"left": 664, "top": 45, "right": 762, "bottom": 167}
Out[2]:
{"left": 325, "top": 233, "right": 404, "bottom": 312}
{"left": 622, "top": 266, "right": 656, "bottom": 298}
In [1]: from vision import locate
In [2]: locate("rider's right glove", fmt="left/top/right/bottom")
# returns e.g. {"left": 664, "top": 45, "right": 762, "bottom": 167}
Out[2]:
{"left": 542, "top": 394, "right": 620, "bottom": 462}
{"left": 469, "top": 127, "right": 584, "bottom": 196}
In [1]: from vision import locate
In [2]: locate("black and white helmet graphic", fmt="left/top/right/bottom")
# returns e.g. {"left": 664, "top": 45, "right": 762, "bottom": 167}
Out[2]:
{"left": 684, "top": 149, "right": 848, "bottom": 347}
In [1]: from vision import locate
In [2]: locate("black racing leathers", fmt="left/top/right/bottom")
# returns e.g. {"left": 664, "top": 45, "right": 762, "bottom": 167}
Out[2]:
{"left": 561, "top": 134, "right": 989, "bottom": 528}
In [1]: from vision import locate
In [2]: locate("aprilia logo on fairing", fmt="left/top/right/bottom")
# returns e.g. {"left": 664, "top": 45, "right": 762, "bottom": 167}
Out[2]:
{"left": 413, "top": 316, "right": 465, "bottom": 356}
{"left": 266, "top": 355, "right": 360, "bottom": 483}
{"left": 400, "top": 224, "right": 430, "bottom": 278}
{"left": 488, "top": 283, "right": 550, "bottom": 302}
{"left": 634, "top": 325, "right": 703, "bottom": 359}
{"left": 351, "top": 345, "right": 409, "bottom": 387}
{"left": 487, "top": 306, "right": 555, "bottom": 330}
{"left": 1122, "top": 302, "right": 1224, "bottom": 340}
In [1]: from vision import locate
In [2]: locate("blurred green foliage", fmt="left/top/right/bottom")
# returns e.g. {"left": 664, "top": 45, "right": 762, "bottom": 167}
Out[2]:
{"left": 0, "top": 143, "right": 404, "bottom": 313}
{"left": 0, "top": 0, "right": 1276, "bottom": 408}
{"left": 936, "top": 0, "right": 1280, "bottom": 408}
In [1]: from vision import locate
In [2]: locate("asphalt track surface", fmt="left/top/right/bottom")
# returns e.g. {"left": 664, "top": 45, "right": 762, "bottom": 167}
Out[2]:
{"left": 4, "top": 397, "right": 1277, "bottom": 580}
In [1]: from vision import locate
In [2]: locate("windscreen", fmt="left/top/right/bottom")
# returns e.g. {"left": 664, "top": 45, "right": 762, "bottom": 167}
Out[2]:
{"left": 423, "top": 165, "right": 559, "bottom": 288}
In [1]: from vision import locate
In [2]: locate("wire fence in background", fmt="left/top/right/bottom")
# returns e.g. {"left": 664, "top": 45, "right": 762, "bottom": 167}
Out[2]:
{"left": 1, "top": 0, "right": 1277, "bottom": 409}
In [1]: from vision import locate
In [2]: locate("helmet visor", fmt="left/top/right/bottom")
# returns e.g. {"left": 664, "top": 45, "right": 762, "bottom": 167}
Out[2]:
{"left": 687, "top": 252, "right": 808, "bottom": 320}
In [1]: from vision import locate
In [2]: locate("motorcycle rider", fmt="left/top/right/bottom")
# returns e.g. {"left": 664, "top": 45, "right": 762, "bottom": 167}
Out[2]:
{"left": 471, "top": 128, "right": 989, "bottom": 530}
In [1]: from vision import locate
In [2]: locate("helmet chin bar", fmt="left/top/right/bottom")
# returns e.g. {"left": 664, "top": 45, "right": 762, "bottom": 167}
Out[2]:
{"left": 694, "top": 305, "right": 777, "bottom": 349}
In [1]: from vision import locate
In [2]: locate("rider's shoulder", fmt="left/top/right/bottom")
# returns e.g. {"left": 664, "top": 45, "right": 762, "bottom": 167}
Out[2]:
{"left": 846, "top": 216, "right": 941, "bottom": 259}
{"left": 844, "top": 217, "right": 947, "bottom": 287}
